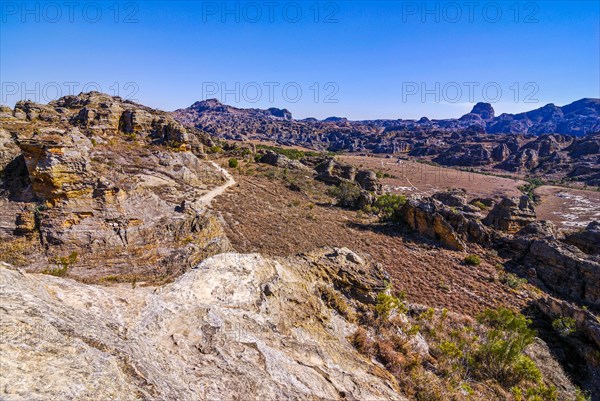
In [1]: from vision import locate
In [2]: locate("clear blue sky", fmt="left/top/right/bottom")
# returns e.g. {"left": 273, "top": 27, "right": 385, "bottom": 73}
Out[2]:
{"left": 1, "top": 1, "right": 599, "bottom": 119}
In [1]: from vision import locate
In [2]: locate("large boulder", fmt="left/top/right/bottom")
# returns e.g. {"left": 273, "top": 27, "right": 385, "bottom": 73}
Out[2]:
{"left": 0, "top": 105, "right": 14, "bottom": 119}
{"left": 400, "top": 197, "right": 466, "bottom": 251}
{"left": 0, "top": 129, "right": 20, "bottom": 172}
{"left": 482, "top": 195, "right": 536, "bottom": 233}
{"left": 259, "top": 150, "right": 311, "bottom": 171}
{"left": 315, "top": 158, "right": 382, "bottom": 194}
{"left": 523, "top": 239, "right": 600, "bottom": 308}
{"left": 564, "top": 221, "right": 600, "bottom": 255}
{"left": 398, "top": 190, "right": 494, "bottom": 250}
{"left": 355, "top": 170, "right": 381, "bottom": 193}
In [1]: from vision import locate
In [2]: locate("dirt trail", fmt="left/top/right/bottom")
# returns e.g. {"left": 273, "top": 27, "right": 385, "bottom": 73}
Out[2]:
{"left": 198, "top": 162, "right": 236, "bottom": 207}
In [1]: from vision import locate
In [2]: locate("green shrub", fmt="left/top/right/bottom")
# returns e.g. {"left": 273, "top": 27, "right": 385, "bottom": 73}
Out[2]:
{"left": 365, "top": 194, "right": 407, "bottom": 222}
{"left": 513, "top": 355, "right": 542, "bottom": 383}
{"left": 474, "top": 308, "right": 537, "bottom": 385}
{"left": 464, "top": 254, "right": 481, "bottom": 266}
{"left": 228, "top": 158, "right": 239, "bottom": 168}
{"left": 43, "top": 251, "right": 78, "bottom": 278}
{"left": 439, "top": 340, "right": 462, "bottom": 360}
{"left": 501, "top": 272, "right": 528, "bottom": 289}
{"left": 574, "top": 388, "right": 592, "bottom": 401}
{"left": 328, "top": 181, "right": 362, "bottom": 208}
{"left": 255, "top": 144, "right": 320, "bottom": 160}
{"left": 519, "top": 178, "right": 544, "bottom": 201}
{"left": 472, "top": 200, "right": 487, "bottom": 210}
{"left": 375, "top": 292, "right": 407, "bottom": 319}
{"left": 511, "top": 383, "right": 558, "bottom": 401}
{"left": 552, "top": 316, "right": 577, "bottom": 337}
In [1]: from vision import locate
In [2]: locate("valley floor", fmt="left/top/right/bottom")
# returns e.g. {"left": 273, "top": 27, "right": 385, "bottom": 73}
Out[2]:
{"left": 211, "top": 163, "right": 540, "bottom": 316}
{"left": 340, "top": 154, "right": 600, "bottom": 229}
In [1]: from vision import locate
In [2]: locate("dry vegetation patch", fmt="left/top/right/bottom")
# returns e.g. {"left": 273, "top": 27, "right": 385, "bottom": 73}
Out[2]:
{"left": 212, "top": 162, "right": 538, "bottom": 316}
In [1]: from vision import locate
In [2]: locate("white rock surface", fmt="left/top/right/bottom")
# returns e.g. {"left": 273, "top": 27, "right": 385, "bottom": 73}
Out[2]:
{"left": 0, "top": 251, "right": 405, "bottom": 401}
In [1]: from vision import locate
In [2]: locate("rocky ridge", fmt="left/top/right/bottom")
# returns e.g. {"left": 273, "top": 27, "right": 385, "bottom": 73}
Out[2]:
{"left": 396, "top": 189, "right": 600, "bottom": 309}
{"left": 0, "top": 92, "right": 229, "bottom": 282}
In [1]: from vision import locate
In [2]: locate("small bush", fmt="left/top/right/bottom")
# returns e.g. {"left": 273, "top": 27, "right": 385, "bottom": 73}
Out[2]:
{"left": 474, "top": 308, "right": 537, "bottom": 385}
{"left": 552, "top": 316, "right": 577, "bottom": 337}
{"left": 472, "top": 200, "right": 487, "bottom": 210}
{"left": 511, "top": 383, "right": 557, "bottom": 401}
{"left": 375, "top": 292, "right": 407, "bottom": 319}
{"left": 0, "top": 237, "right": 30, "bottom": 266}
{"left": 501, "top": 272, "right": 528, "bottom": 289}
{"left": 350, "top": 327, "right": 372, "bottom": 354}
{"left": 464, "top": 254, "right": 481, "bottom": 266}
{"left": 513, "top": 355, "right": 542, "bottom": 383}
{"left": 376, "top": 340, "right": 404, "bottom": 371}
{"left": 43, "top": 251, "right": 78, "bottom": 278}
{"left": 365, "top": 194, "right": 407, "bottom": 222}
{"left": 328, "top": 181, "right": 362, "bottom": 208}
{"left": 228, "top": 158, "right": 239, "bottom": 168}
{"left": 438, "top": 340, "right": 462, "bottom": 360}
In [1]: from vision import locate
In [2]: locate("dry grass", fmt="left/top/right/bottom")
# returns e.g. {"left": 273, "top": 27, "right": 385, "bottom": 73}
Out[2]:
{"left": 0, "top": 237, "right": 35, "bottom": 266}
{"left": 339, "top": 155, "right": 526, "bottom": 200}
{"left": 213, "top": 165, "right": 536, "bottom": 316}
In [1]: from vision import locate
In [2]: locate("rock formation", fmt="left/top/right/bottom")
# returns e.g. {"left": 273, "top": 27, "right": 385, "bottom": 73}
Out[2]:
{"left": 314, "top": 158, "right": 382, "bottom": 194}
{"left": 258, "top": 150, "right": 311, "bottom": 171}
{"left": 0, "top": 92, "right": 230, "bottom": 282}
{"left": 482, "top": 196, "right": 537, "bottom": 233}
{"left": 0, "top": 249, "right": 404, "bottom": 401}
{"left": 564, "top": 221, "right": 600, "bottom": 255}
{"left": 398, "top": 189, "right": 492, "bottom": 251}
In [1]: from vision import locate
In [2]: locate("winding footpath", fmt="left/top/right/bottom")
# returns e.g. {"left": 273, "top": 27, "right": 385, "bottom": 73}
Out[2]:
{"left": 197, "top": 161, "right": 236, "bottom": 207}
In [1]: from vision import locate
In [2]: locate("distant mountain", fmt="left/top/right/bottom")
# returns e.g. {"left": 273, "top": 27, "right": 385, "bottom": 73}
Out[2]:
{"left": 173, "top": 98, "right": 600, "bottom": 137}
{"left": 358, "top": 99, "right": 600, "bottom": 136}
{"left": 173, "top": 99, "right": 292, "bottom": 126}
{"left": 487, "top": 98, "right": 600, "bottom": 136}
{"left": 171, "top": 98, "right": 600, "bottom": 186}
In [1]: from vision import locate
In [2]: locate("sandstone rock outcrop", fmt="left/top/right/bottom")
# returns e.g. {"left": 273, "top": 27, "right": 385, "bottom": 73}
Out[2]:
{"left": 482, "top": 195, "right": 537, "bottom": 233}
{"left": 522, "top": 238, "right": 600, "bottom": 308}
{"left": 535, "top": 295, "right": 600, "bottom": 394}
{"left": 564, "top": 221, "right": 600, "bottom": 255}
{"left": 258, "top": 150, "right": 311, "bottom": 171}
{"left": 18, "top": 128, "right": 94, "bottom": 201}
{"left": 0, "top": 249, "right": 405, "bottom": 401}
{"left": 400, "top": 197, "right": 466, "bottom": 251}
{"left": 0, "top": 129, "right": 20, "bottom": 172}
{"left": 0, "top": 93, "right": 231, "bottom": 282}
{"left": 399, "top": 189, "right": 492, "bottom": 251}
{"left": 315, "top": 158, "right": 382, "bottom": 194}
